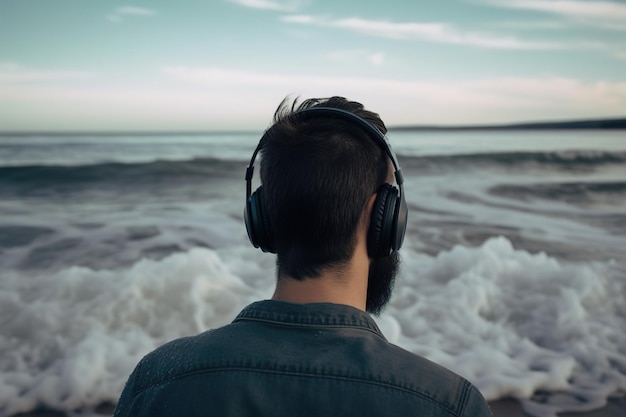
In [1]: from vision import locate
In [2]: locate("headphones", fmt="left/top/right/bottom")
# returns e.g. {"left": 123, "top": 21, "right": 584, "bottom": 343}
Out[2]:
{"left": 244, "top": 107, "right": 408, "bottom": 258}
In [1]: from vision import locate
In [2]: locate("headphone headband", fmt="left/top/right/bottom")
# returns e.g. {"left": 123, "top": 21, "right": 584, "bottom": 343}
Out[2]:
{"left": 245, "top": 107, "right": 405, "bottom": 195}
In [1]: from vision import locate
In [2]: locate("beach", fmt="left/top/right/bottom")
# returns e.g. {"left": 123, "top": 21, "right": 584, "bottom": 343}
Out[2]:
{"left": 1, "top": 130, "right": 625, "bottom": 417}
{"left": 9, "top": 397, "right": 626, "bottom": 416}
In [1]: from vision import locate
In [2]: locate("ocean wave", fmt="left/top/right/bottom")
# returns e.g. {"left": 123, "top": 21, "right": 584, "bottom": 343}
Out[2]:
{"left": 0, "top": 158, "right": 246, "bottom": 197}
{"left": 1, "top": 150, "right": 624, "bottom": 188}
{"left": 0, "top": 248, "right": 260, "bottom": 416}
{"left": 401, "top": 150, "right": 626, "bottom": 174}
{"left": 489, "top": 181, "right": 626, "bottom": 207}
{"left": 0, "top": 157, "right": 245, "bottom": 183}
{"left": 1, "top": 239, "right": 624, "bottom": 417}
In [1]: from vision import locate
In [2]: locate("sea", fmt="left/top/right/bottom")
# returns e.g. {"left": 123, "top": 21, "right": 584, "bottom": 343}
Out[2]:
{"left": 0, "top": 130, "right": 625, "bottom": 417}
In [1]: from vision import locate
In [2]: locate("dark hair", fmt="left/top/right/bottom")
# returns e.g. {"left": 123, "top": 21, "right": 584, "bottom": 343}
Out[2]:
{"left": 260, "top": 96, "right": 389, "bottom": 280}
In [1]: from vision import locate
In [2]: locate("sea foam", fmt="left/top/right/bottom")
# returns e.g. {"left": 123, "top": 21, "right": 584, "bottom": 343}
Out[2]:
{"left": 0, "top": 238, "right": 624, "bottom": 417}
{"left": 0, "top": 249, "right": 257, "bottom": 416}
{"left": 385, "top": 237, "right": 625, "bottom": 417}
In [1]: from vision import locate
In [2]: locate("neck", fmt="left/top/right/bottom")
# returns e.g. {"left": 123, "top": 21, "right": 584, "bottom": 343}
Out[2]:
{"left": 271, "top": 244, "right": 370, "bottom": 311}
{"left": 272, "top": 192, "right": 377, "bottom": 312}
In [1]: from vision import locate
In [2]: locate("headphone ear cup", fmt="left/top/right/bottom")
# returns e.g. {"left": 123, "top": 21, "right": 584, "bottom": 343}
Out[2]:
{"left": 367, "top": 184, "right": 398, "bottom": 258}
{"left": 245, "top": 186, "right": 275, "bottom": 253}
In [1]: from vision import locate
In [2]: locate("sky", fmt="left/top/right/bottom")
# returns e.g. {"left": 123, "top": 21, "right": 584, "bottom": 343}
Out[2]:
{"left": 1, "top": 0, "right": 625, "bottom": 131}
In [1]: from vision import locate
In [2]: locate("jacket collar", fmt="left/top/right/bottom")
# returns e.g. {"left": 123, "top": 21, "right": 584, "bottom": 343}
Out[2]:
{"left": 234, "top": 300, "right": 386, "bottom": 339}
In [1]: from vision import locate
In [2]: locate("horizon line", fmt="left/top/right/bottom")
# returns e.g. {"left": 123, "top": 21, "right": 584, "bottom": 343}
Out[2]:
{"left": 1, "top": 116, "right": 625, "bottom": 136}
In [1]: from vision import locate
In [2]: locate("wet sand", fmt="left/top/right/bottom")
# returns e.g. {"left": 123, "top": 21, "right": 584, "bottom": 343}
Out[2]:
{"left": 488, "top": 397, "right": 626, "bottom": 417}
{"left": 10, "top": 397, "right": 626, "bottom": 417}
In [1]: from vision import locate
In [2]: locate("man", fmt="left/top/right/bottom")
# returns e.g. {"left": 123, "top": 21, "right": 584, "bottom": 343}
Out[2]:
{"left": 113, "top": 97, "right": 492, "bottom": 416}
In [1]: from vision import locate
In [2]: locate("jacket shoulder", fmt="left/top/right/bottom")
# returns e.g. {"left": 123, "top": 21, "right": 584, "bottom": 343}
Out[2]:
{"left": 371, "top": 341, "right": 491, "bottom": 416}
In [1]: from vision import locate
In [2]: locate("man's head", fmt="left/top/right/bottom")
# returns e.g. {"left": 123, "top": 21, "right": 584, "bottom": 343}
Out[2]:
{"left": 247, "top": 96, "right": 405, "bottom": 314}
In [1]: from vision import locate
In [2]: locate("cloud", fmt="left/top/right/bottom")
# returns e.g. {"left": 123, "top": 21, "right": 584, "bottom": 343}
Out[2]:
{"left": 479, "top": 0, "right": 626, "bottom": 30}
{"left": 159, "top": 66, "right": 626, "bottom": 124}
{"left": 495, "top": 20, "right": 567, "bottom": 30}
{"left": 107, "top": 5, "right": 156, "bottom": 23}
{"left": 369, "top": 52, "right": 385, "bottom": 66}
{"left": 229, "top": 0, "right": 307, "bottom": 12}
{"left": 281, "top": 15, "right": 566, "bottom": 49}
{"left": 0, "top": 63, "right": 96, "bottom": 83}
{"left": 324, "top": 49, "right": 386, "bottom": 66}
{"left": 107, "top": 14, "right": 122, "bottom": 23}
{"left": 116, "top": 6, "right": 156, "bottom": 16}
{"left": 2, "top": 63, "right": 624, "bottom": 131}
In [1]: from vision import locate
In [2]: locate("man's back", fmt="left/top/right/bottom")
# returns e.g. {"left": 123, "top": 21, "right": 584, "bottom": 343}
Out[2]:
{"left": 114, "top": 301, "right": 491, "bottom": 417}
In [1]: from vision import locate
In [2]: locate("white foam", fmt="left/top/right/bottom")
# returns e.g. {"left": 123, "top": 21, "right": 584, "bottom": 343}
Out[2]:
{"left": 1, "top": 238, "right": 624, "bottom": 417}
{"left": 0, "top": 248, "right": 257, "bottom": 416}
{"left": 383, "top": 237, "right": 626, "bottom": 417}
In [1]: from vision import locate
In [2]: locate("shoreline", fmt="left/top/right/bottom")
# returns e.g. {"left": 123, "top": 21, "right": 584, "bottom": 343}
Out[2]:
{"left": 10, "top": 396, "right": 626, "bottom": 417}
{"left": 488, "top": 397, "right": 626, "bottom": 417}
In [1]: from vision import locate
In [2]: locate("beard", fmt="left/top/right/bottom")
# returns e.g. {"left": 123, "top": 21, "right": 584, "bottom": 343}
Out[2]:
{"left": 366, "top": 251, "right": 400, "bottom": 316}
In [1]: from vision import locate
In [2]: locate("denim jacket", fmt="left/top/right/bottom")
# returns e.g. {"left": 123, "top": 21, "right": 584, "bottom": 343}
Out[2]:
{"left": 113, "top": 300, "right": 492, "bottom": 417}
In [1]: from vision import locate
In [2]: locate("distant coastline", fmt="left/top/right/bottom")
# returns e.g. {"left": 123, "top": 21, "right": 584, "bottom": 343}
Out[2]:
{"left": 389, "top": 117, "right": 626, "bottom": 131}
{"left": 0, "top": 130, "right": 256, "bottom": 137}
{"left": 0, "top": 117, "right": 625, "bottom": 136}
